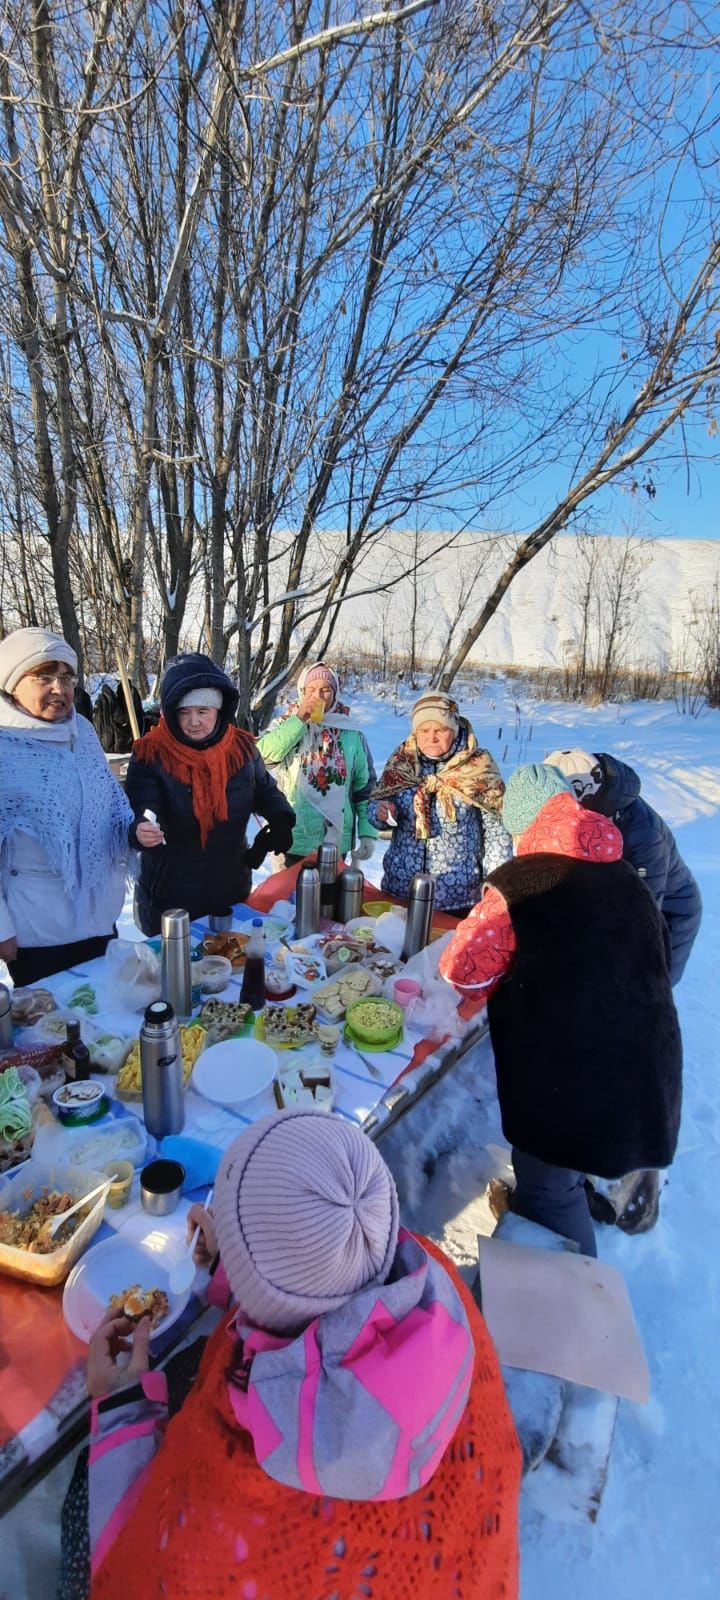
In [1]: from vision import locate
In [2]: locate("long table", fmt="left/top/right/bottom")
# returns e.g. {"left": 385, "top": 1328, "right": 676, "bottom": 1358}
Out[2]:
{"left": 0, "top": 884, "right": 487, "bottom": 1513}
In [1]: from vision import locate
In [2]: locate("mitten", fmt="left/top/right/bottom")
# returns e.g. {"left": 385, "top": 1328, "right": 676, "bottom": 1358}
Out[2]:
{"left": 352, "top": 838, "right": 375, "bottom": 862}
{"left": 246, "top": 825, "right": 272, "bottom": 869}
{"left": 268, "top": 813, "right": 296, "bottom": 855}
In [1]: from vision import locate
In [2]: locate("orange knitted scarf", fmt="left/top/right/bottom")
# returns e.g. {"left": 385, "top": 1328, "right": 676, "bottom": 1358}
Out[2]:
{"left": 92, "top": 1239, "right": 521, "bottom": 1600}
{"left": 134, "top": 720, "right": 256, "bottom": 847}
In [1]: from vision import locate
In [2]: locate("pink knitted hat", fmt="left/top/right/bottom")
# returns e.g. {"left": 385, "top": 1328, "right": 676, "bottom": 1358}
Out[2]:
{"left": 213, "top": 1110, "right": 399, "bottom": 1333}
{"left": 297, "top": 662, "right": 339, "bottom": 704}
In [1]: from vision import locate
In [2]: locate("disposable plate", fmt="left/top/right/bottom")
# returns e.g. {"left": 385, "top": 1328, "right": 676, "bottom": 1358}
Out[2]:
{"left": 63, "top": 1231, "right": 192, "bottom": 1343}
{"left": 192, "top": 1037, "right": 276, "bottom": 1104}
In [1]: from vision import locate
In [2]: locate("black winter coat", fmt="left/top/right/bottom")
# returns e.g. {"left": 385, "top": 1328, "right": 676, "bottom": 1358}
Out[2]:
{"left": 486, "top": 852, "right": 682, "bottom": 1179}
{"left": 126, "top": 653, "right": 294, "bottom": 935}
{"left": 588, "top": 754, "right": 702, "bottom": 984}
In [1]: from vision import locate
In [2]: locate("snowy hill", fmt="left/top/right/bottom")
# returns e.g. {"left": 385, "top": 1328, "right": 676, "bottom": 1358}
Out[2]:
{"left": 319, "top": 531, "right": 720, "bottom": 672}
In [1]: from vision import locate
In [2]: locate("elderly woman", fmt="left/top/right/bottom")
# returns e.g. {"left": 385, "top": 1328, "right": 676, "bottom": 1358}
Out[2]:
{"left": 368, "top": 691, "right": 511, "bottom": 917}
{"left": 62, "top": 1111, "right": 521, "bottom": 1600}
{"left": 544, "top": 747, "right": 702, "bottom": 985}
{"left": 0, "top": 627, "right": 133, "bottom": 984}
{"left": 126, "top": 653, "right": 295, "bottom": 935}
{"left": 257, "top": 662, "right": 377, "bottom": 863}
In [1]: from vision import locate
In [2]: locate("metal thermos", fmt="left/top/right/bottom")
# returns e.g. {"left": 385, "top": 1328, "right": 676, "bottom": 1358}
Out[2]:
{"left": 140, "top": 1000, "right": 185, "bottom": 1139}
{"left": 209, "top": 908, "right": 233, "bottom": 933}
{"left": 317, "top": 842, "right": 339, "bottom": 919}
{"left": 160, "top": 908, "right": 192, "bottom": 1017}
{"left": 336, "top": 865, "right": 364, "bottom": 924}
{"left": 401, "top": 874, "right": 436, "bottom": 960}
{"left": 294, "top": 865, "right": 321, "bottom": 936}
{"left": 0, "top": 984, "right": 12, "bottom": 1051}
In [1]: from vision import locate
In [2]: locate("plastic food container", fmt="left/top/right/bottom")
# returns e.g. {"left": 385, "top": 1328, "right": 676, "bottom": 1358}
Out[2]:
{"left": 0, "top": 1160, "right": 110, "bottom": 1286}
{"left": 345, "top": 997, "right": 404, "bottom": 1046}
{"left": 195, "top": 955, "right": 233, "bottom": 994}
{"left": 53, "top": 1079, "right": 107, "bottom": 1124}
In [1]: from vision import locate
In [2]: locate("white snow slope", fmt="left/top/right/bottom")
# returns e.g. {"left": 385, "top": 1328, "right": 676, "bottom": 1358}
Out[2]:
{"left": 302, "top": 530, "right": 720, "bottom": 673}
{"left": 350, "top": 678, "right": 719, "bottom": 1600}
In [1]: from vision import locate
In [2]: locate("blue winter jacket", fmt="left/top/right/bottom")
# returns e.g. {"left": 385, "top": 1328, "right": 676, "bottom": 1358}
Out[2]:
{"left": 586, "top": 753, "right": 701, "bottom": 984}
{"left": 367, "top": 726, "right": 511, "bottom": 912}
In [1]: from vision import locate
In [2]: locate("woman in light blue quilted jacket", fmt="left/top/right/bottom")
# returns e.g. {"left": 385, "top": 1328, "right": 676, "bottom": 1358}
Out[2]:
{"left": 368, "top": 692, "right": 511, "bottom": 916}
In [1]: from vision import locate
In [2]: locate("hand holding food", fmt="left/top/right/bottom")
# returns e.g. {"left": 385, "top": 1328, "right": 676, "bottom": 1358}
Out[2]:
{"left": 186, "top": 1202, "right": 217, "bottom": 1266}
{"left": 86, "top": 1304, "right": 152, "bottom": 1398}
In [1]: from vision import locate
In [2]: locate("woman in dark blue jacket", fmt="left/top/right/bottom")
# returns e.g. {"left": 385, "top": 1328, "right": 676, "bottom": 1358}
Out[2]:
{"left": 546, "top": 747, "right": 702, "bottom": 984}
{"left": 126, "top": 655, "right": 294, "bottom": 934}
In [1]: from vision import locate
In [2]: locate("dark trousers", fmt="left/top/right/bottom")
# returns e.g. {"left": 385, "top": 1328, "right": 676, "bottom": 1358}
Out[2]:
{"left": 511, "top": 1146, "right": 597, "bottom": 1257}
{"left": 10, "top": 933, "right": 114, "bottom": 986}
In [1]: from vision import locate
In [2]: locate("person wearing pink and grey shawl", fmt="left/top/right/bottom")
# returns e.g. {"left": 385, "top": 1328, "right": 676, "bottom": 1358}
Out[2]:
{"left": 59, "top": 1111, "right": 520, "bottom": 1599}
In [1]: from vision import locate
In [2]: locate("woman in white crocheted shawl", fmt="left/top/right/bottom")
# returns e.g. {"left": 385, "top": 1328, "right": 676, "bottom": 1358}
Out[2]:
{"left": 0, "top": 627, "right": 133, "bottom": 984}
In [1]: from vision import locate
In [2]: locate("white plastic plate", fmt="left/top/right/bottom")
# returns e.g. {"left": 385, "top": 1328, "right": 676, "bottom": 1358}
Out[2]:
{"left": 191, "top": 1037, "right": 276, "bottom": 1105}
{"left": 63, "top": 1230, "right": 192, "bottom": 1343}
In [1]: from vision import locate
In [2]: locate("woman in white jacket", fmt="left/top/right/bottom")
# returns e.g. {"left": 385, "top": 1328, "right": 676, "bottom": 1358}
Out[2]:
{"left": 0, "top": 627, "right": 133, "bottom": 984}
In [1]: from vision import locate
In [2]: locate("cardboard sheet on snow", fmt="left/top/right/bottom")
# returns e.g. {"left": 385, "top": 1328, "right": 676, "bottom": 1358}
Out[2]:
{"left": 477, "top": 1236, "right": 650, "bottom": 1403}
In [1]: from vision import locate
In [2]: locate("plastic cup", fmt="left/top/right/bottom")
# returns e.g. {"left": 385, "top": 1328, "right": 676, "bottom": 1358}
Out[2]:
{"left": 103, "top": 1159, "right": 134, "bottom": 1209}
{"left": 393, "top": 978, "right": 422, "bottom": 1008}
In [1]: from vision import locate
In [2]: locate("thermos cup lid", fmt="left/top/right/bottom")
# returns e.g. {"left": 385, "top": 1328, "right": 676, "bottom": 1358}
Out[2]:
{"left": 408, "top": 874, "right": 435, "bottom": 899}
{"left": 161, "top": 908, "right": 191, "bottom": 937}
{"left": 144, "top": 1000, "right": 176, "bottom": 1026}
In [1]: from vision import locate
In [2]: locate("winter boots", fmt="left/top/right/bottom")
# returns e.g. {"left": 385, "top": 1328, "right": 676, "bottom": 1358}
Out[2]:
{"left": 585, "top": 1169, "right": 661, "bottom": 1234}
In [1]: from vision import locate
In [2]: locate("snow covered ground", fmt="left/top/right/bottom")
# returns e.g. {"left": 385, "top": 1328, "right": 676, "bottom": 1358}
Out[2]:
{"left": 346, "top": 679, "right": 719, "bottom": 1600}
{"left": 61, "top": 679, "right": 720, "bottom": 1594}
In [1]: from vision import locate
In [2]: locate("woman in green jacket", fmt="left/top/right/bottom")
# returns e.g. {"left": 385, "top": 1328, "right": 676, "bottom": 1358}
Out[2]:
{"left": 257, "top": 663, "right": 377, "bottom": 863}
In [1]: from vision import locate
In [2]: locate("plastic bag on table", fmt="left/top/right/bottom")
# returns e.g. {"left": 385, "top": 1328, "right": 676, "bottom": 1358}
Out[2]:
{"left": 371, "top": 909, "right": 407, "bottom": 959}
{"left": 99, "top": 939, "right": 161, "bottom": 1012}
{"left": 386, "top": 930, "right": 464, "bottom": 1041}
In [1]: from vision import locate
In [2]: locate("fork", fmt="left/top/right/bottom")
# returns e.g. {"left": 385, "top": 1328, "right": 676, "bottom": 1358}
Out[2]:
{"left": 350, "top": 1042, "right": 383, "bottom": 1080}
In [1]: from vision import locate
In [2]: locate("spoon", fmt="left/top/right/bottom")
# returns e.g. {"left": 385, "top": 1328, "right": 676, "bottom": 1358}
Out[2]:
{"left": 168, "top": 1185, "right": 214, "bottom": 1296}
{"left": 43, "top": 1180, "right": 109, "bottom": 1241}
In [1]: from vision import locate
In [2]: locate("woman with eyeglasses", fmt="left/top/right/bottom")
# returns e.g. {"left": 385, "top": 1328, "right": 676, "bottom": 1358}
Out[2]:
{"left": 0, "top": 627, "right": 133, "bottom": 983}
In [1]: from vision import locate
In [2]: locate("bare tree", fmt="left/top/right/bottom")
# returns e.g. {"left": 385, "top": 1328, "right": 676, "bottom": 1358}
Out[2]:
{"left": 0, "top": 0, "right": 717, "bottom": 721}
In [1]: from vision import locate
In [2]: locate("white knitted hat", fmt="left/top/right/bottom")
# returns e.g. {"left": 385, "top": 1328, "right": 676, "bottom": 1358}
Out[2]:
{"left": 178, "top": 687, "right": 223, "bottom": 710}
{"left": 545, "top": 748, "right": 603, "bottom": 800}
{"left": 0, "top": 628, "right": 77, "bottom": 696}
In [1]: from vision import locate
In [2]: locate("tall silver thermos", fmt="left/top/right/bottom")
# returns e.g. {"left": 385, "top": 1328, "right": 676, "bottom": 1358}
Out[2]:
{"left": 401, "top": 873, "right": 435, "bottom": 960}
{"left": 317, "top": 842, "right": 339, "bottom": 919}
{"left": 140, "top": 1000, "right": 185, "bottom": 1138}
{"left": 336, "top": 865, "right": 364, "bottom": 924}
{"left": 160, "top": 908, "right": 192, "bottom": 1017}
{"left": 294, "top": 865, "right": 321, "bottom": 936}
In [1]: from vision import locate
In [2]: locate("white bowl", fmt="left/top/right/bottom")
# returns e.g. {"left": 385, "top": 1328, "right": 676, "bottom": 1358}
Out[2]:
{"left": 191, "top": 1038, "right": 276, "bottom": 1106}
